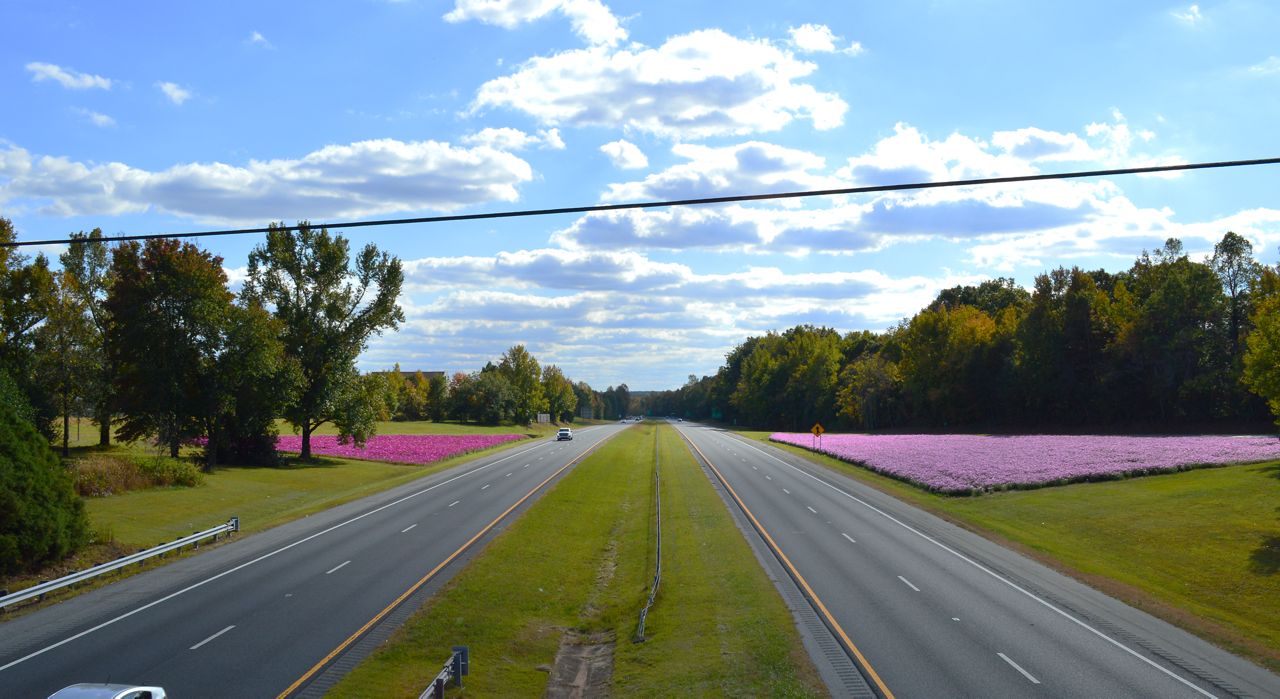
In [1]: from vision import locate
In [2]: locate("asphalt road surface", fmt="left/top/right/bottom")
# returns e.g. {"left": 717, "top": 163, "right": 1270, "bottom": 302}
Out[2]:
{"left": 0, "top": 424, "right": 626, "bottom": 698}
{"left": 674, "top": 422, "right": 1280, "bottom": 699}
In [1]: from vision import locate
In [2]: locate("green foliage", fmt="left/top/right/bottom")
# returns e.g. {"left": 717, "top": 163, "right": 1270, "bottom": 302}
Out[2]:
{"left": 60, "top": 229, "right": 114, "bottom": 447}
{"left": 541, "top": 364, "right": 577, "bottom": 421}
{"left": 0, "top": 217, "right": 58, "bottom": 437}
{"left": 243, "top": 222, "right": 403, "bottom": 459}
{"left": 1244, "top": 270, "right": 1280, "bottom": 428}
{"left": 0, "top": 398, "right": 89, "bottom": 574}
{"left": 497, "top": 344, "right": 547, "bottom": 423}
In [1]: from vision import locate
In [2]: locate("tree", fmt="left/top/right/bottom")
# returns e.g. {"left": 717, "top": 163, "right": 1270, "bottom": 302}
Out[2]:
{"left": 243, "top": 222, "right": 404, "bottom": 459}
{"left": 34, "top": 269, "right": 93, "bottom": 456}
{"left": 426, "top": 372, "right": 449, "bottom": 421}
{"left": 1243, "top": 267, "right": 1280, "bottom": 428}
{"left": 542, "top": 364, "right": 577, "bottom": 422}
{"left": 498, "top": 345, "right": 547, "bottom": 423}
{"left": 0, "top": 376, "right": 90, "bottom": 574}
{"left": 0, "top": 218, "right": 57, "bottom": 436}
{"left": 1211, "top": 231, "right": 1263, "bottom": 358}
{"left": 211, "top": 303, "right": 297, "bottom": 467}
{"left": 60, "top": 229, "right": 115, "bottom": 446}
{"left": 106, "top": 239, "right": 235, "bottom": 461}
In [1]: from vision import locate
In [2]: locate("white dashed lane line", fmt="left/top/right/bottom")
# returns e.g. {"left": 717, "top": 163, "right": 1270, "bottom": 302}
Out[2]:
{"left": 765, "top": 475, "right": 773, "bottom": 480}
{"left": 783, "top": 488, "right": 791, "bottom": 495}
{"left": 325, "top": 560, "right": 351, "bottom": 575}
{"left": 401, "top": 524, "right": 417, "bottom": 533}
{"left": 898, "top": 575, "right": 921, "bottom": 592}
{"left": 506, "top": 472, "right": 513, "bottom": 477}
{"left": 448, "top": 501, "right": 460, "bottom": 508}
{"left": 841, "top": 532, "right": 856, "bottom": 543}
{"left": 998, "top": 652, "right": 1041, "bottom": 685}
{"left": 190, "top": 625, "right": 235, "bottom": 650}
{"left": 481, "top": 484, "right": 490, "bottom": 490}
{"left": 807, "top": 506, "right": 817, "bottom": 514}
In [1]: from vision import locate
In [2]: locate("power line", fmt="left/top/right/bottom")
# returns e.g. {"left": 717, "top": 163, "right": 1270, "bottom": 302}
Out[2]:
{"left": 4, "top": 156, "right": 1279, "bottom": 249}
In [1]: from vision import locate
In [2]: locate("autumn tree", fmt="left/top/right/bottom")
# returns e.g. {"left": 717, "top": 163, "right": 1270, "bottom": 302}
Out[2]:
{"left": 243, "top": 222, "right": 403, "bottom": 459}
{"left": 60, "top": 230, "right": 115, "bottom": 446}
{"left": 541, "top": 364, "right": 577, "bottom": 422}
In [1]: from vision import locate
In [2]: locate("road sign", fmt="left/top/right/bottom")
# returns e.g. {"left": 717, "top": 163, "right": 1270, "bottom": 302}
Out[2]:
{"left": 811, "top": 422, "right": 825, "bottom": 437}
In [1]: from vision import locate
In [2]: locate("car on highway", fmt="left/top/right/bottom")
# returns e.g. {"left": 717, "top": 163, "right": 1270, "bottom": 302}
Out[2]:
{"left": 556, "top": 427, "right": 573, "bottom": 440}
{"left": 48, "top": 684, "right": 167, "bottom": 699}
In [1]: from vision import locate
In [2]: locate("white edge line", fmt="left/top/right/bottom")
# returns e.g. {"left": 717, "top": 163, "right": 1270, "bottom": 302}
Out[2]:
{"left": 189, "top": 625, "right": 235, "bottom": 650}
{"left": 897, "top": 575, "right": 921, "bottom": 592}
{"left": 998, "top": 652, "right": 1041, "bottom": 684}
{"left": 325, "top": 560, "right": 351, "bottom": 575}
{"left": 719, "top": 433, "right": 1218, "bottom": 699}
{"left": 0, "top": 431, "right": 620, "bottom": 674}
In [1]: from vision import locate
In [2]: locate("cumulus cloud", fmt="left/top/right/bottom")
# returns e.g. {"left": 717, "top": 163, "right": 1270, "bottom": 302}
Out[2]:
{"left": 156, "top": 81, "right": 193, "bottom": 105}
{"left": 553, "top": 114, "right": 1191, "bottom": 260}
{"left": 444, "top": 0, "right": 626, "bottom": 46}
{"left": 599, "top": 140, "right": 648, "bottom": 169}
{"left": 76, "top": 109, "right": 116, "bottom": 128}
{"left": 1249, "top": 56, "right": 1280, "bottom": 75}
{"left": 788, "top": 24, "right": 864, "bottom": 55}
{"left": 462, "top": 127, "right": 565, "bottom": 150}
{"left": 248, "top": 30, "right": 274, "bottom": 48}
{"left": 0, "top": 138, "right": 533, "bottom": 223}
{"left": 26, "top": 62, "right": 112, "bottom": 90}
{"left": 471, "top": 29, "right": 847, "bottom": 140}
{"left": 1172, "top": 4, "right": 1203, "bottom": 25}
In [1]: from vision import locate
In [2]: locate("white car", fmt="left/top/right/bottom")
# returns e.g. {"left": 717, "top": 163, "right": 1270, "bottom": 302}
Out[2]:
{"left": 556, "top": 427, "right": 573, "bottom": 440}
{"left": 49, "top": 685, "right": 167, "bottom": 699}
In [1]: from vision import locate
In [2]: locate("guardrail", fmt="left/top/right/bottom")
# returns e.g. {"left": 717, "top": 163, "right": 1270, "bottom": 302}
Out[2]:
{"left": 0, "top": 516, "right": 239, "bottom": 611}
{"left": 634, "top": 428, "right": 662, "bottom": 641}
{"left": 418, "top": 646, "right": 468, "bottom": 699}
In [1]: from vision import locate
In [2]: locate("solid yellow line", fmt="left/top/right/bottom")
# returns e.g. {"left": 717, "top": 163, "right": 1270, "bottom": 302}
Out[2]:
{"left": 679, "top": 432, "right": 896, "bottom": 699}
{"left": 276, "top": 446, "right": 596, "bottom": 698}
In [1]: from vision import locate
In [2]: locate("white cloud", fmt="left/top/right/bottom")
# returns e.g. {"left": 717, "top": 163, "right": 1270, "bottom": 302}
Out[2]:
{"left": 788, "top": 24, "right": 864, "bottom": 55}
{"left": 462, "top": 127, "right": 565, "bottom": 150}
{"left": 1172, "top": 4, "right": 1203, "bottom": 25}
{"left": 25, "top": 62, "right": 112, "bottom": 90}
{"left": 602, "top": 141, "right": 839, "bottom": 201}
{"left": 156, "top": 81, "right": 193, "bottom": 105}
{"left": 1249, "top": 56, "right": 1280, "bottom": 75}
{"left": 471, "top": 29, "right": 847, "bottom": 140}
{"left": 444, "top": 0, "right": 626, "bottom": 46}
{"left": 0, "top": 138, "right": 534, "bottom": 224}
{"left": 248, "top": 31, "right": 274, "bottom": 49}
{"left": 75, "top": 109, "right": 116, "bottom": 128}
{"left": 599, "top": 139, "right": 648, "bottom": 169}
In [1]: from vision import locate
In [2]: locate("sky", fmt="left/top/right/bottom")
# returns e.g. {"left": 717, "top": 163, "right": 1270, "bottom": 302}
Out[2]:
{"left": 3, "top": 0, "right": 1280, "bottom": 390}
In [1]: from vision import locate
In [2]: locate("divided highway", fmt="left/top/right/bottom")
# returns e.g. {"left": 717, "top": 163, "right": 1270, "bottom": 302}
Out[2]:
{"left": 0, "top": 424, "right": 627, "bottom": 698}
{"left": 674, "top": 422, "right": 1280, "bottom": 698}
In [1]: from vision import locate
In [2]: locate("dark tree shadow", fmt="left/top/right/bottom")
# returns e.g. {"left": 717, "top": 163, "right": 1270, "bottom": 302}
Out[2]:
{"left": 1251, "top": 535, "right": 1280, "bottom": 575}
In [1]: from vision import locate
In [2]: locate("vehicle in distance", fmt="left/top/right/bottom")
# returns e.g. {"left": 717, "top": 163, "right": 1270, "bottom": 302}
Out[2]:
{"left": 556, "top": 428, "right": 573, "bottom": 440}
{"left": 49, "top": 684, "right": 167, "bottom": 699}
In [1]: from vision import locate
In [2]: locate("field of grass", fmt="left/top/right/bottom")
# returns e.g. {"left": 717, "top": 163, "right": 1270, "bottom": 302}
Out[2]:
{"left": 744, "top": 431, "right": 1280, "bottom": 670}
{"left": 328, "top": 424, "right": 826, "bottom": 697}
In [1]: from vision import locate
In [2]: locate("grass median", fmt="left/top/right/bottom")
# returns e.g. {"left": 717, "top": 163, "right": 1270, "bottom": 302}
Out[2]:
{"left": 744, "top": 431, "right": 1280, "bottom": 671}
{"left": 328, "top": 423, "right": 827, "bottom": 697}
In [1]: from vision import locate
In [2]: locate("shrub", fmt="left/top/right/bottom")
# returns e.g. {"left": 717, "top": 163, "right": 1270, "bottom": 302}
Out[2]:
{"left": 0, "top": 399, "right": 90, "bottom": 574}
{"left": 137, "top": 456, "right": 204, "bottom": 487}
{"left": 71, "top": 453, "right": 204, "bottom": 496}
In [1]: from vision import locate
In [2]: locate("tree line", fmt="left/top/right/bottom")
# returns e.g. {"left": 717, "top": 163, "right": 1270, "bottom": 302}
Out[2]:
{"left": 641, "top": 233, "right": 1280, "bottom": 433}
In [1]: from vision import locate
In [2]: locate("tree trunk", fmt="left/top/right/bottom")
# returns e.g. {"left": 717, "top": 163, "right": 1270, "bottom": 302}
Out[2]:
{"left": 170, "top": 436, "right": 180, "bottom": 459}
{"left": 97, "top": 401, "right": 111, "bottom": 446}
{"left": 301, "top": 422, "right": 312, "bottom": 460}
{"left": 62, "top": 410, "right": 69, "bottom": 457}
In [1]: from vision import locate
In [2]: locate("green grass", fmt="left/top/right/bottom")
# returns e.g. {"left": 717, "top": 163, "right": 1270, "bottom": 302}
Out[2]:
{"left": 742, "top": 431, "right": 1280, "bottom": 670}
{"left": 328, "top": 424, "right": 827, "bottom": 698}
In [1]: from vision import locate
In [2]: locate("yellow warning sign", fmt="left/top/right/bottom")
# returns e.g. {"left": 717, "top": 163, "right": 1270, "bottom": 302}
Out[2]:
{"left": 810, "top": 422, "right": 825, "bottom": 437}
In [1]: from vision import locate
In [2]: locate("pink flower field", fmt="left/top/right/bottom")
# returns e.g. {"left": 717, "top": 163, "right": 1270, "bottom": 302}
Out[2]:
{"left": 275, "top": 434, "right": 525, "bottom": 465}
{"left": 769, "top": 433, "right": 1280, "bottom": 494}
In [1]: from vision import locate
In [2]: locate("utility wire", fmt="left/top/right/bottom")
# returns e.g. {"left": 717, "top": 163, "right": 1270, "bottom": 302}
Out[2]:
{"left": 4, "top": 156, "right": 1279, "bottom": 249}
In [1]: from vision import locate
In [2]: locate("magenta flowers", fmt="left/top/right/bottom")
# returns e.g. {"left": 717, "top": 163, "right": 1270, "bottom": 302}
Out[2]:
{"left": 275, "top": 434, "right": 524, "bottom": 465}
{"left": 769, "top": 433, "right": 1280, "bottom": 494}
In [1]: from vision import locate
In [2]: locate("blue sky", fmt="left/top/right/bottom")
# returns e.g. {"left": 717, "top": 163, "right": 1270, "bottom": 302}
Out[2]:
{"left": 3, "top": 1, "right": 1279, "bottom": 390}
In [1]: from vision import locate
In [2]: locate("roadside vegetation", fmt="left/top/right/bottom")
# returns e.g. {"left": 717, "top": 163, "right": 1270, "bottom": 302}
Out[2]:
{"left": 752, "top": 432, "right": 1280, "bottom": 671}
{"left": 329, "top": 423, "right": 826, "bottom": 698}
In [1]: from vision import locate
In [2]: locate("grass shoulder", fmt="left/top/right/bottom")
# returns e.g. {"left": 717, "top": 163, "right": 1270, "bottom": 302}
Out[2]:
{"left": 328, "top": 423, "right": 827, "bottom": 697}
{"left": 739, "top": 430, "right": 1280, "bottom": 672}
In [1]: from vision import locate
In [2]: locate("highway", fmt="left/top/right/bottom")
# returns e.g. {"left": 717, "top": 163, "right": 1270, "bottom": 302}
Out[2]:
{"left": 0, "top": 423, "right": 626, "bottom": 698}
{"left": 674, "top": 422, "right": 1280, "bottom": 699}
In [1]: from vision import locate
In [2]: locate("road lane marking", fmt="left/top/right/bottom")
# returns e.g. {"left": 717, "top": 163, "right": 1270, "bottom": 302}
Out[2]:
{"left": 783, "top": 488, "right": 791, "bottom": 495}
{"left": 325, "top": 561, "right": 351, "bottom": 575}
{"left": 718, "top": 433, "right": 1216, "bottom": 699}
{"left": 807, "top": 506, "right": 817, "bottom": 514}
{"left": 401, "top": 524, "right": 418, "bottom": 533}
{"left": 481, "top": 484, "right": 490, "bottom": 490}
{"left": 752, "top": 465, "right": 757, "bottom": 470}
{"left": 842, "top": 533, "right": 856, "bottom": 543}
{"left": 190, "top": 625, "right": 235, "bottom": 650}
{"left": 0, "top": 432, "right": 571, "bottom": 676}
{"left": 676, "top": 433, "right": 895, "bottom": 699}
{"left": 278, "top": 433, "right": 614, "bottom": 699}
{"left": 897, "top": 576, "right": 920, "bottom": 592}
{"left": 448, "top": 501, "right": 460, "bottom": 507}
{"left": 765, "top": 475, "right": 772, "bottom": 480}
{"left": 998, "top": 653, "right": 1041, "bottom": 684}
